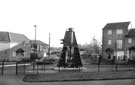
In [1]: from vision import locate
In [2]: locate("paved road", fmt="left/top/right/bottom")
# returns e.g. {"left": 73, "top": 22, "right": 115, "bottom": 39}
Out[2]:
{"left": 0, "top": 75, "right": 135, "bottom": 85}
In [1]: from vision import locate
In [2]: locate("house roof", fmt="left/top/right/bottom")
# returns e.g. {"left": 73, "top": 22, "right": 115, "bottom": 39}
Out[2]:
{"left": 9, "top": 32, "right": 30, "bottom": 43}
{"left": 125, "top": 29, "right": 135, "bottom": 37}
{"left": 0, "top": 31, "right": 30, "bottom": 43}
{"left": 30, "top": 40, "right": 49, "bottom": 46}
{"left": 0, "top": 32, "right": 10, "bottom": 42}
{"left": 103, "top": 22, "right": 130, "bottom": 29}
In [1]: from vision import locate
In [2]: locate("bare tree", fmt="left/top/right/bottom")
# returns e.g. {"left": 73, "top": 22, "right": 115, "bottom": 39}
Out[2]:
{"left": 78, "top": 37, "right": 102, "bottom": 55}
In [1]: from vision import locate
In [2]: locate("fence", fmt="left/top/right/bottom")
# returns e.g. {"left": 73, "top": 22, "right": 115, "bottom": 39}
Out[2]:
{"left": 0, "top": 60, "right": 58, "bottom": 75}
{"left": 1, "top": 60, "right": 135, "bottom": 75}
{"left": 0, "top": 61, "right": 29, "bottom": 75}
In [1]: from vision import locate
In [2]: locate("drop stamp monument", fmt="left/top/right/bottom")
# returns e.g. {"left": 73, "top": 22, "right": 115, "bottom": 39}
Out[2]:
{"left": 55, "top": 28, "right": 85, "bottom": 70}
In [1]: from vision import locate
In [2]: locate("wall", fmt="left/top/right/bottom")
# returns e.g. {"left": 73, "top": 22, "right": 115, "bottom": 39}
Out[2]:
{"left": 9, "top": 42, "right": 31, "bottom": 61}
{"left": 0, "top": 42, "right": 10, "bottom": 61}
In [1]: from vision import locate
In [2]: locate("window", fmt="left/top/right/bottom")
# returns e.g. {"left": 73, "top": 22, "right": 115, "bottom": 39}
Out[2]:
{"left": 31, "top": 44, "right": 37, "bottom": 52}
{"left": 116, "top": 29, "right": 123, "bottom": 34}
{"left": 108, "top": 40, "right": 111, "bottom": 45}
{"left": 108, "top": 30, "right": 112, "bottom": 35}
{"left": 23, "top": 52, "right": 27, "bottom": 56}
{"left": 13, "top": 52, "right": 16, "bottom": 57}
{"left": 37, "top": 45, "right": 39, "bottom": 51}
{"left": 117, "top": 40, "right": 122, "bottom": 49}
{"left": 128, "top": 38, "right": 132, "bottom": 43}
{"left": 39, "top": 45, "right": 42, "bottom": 51}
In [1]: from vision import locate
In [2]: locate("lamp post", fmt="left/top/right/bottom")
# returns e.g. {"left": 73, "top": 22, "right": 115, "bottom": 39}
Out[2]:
{"left": 34, "top": 25, "right": 37, "bottom": 59}
{"left": 34, "top": 25, "right": 37, "bottom": 45}
{"left": 33, "top": 25, "right": 37, "bottom": 70}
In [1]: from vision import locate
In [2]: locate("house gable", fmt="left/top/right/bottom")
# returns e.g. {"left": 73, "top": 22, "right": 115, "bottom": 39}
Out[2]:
{"left": 125, "top": 29, "right": 135, "bottom": 37}
{"left": 9, "top": 32, "right": 30, "bottom": 43}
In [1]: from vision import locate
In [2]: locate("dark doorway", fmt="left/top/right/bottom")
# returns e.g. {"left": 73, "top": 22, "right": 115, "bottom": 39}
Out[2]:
{"left": 129, "top": 47, "right": 135, "bottom": 60}
{"left": 16, "top": 48, "right": 24, "bottom": 56}
{"left": 105, "top": 48, "right": 113, "bottom": 59}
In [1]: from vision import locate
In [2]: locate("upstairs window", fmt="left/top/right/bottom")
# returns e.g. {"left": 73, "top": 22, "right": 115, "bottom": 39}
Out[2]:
{"left": 31, "top": 44, "right": 37, "bottom": 52}
{"left": 39, "top": 45, "right": 43, "bottom": 51}
{"left": 117, "top": 40, "right": 123, "bottom": 49}
{"left": 108, "top": 40, "right": 111, "bottom": 45}
{"left": 37, "top": 45, "right": 43, "bottom": 51}
{"left": 116, "top": 29, "right": 123, "bottom": 34}
{"left": 128, "top": 38, "right": 132, "bottom": 43}
{"left": 108, "top": 30, "right": 112, "bottom": 35}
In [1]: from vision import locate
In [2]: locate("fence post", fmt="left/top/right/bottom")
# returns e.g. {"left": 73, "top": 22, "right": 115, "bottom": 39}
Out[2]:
{"left": 79, "top": 66, "right": 80, "bottom": 72}
{"left": 37, "top": 63, "right": 38, "bottom": 75}
{"left": 24, "top": 63, "right": 26, "bottom": 74}
{"left": 98, "top": 55, "right": 101, "bottom": 72}
{"left": 33, "top": 61, "right": 35, "bottom": 70}
{"left": 98, "top": 63, "right": 100, "bottom": 72}
{"left": 132, "top": 60, "right": 135, "bottom": 70}
{"left": 43, "top": 63, "right": 45, "bottom": 70}
{"left": 115, "top": 61, "right": 118, "bottom": 71}
{"left": 16, "top": 61, "right": 18, "bottom": 75}
{"left": 1, "top": 60, "right": 4, "bottom": 75}
{"left": 58, "top": 66, "right": 60, "bottom": 72}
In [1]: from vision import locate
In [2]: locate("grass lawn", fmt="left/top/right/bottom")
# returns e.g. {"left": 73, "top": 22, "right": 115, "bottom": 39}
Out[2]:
{"left": 23, "top": 71, "right": 135, "bottom": 82}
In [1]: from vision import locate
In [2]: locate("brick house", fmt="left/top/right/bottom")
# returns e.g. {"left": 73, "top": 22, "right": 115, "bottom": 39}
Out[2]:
{"left": 125, "top": 29, "right": 135, "bottom": 60}
{"left": 102, "top": 22, "right": 131, "bottom": 61}
{"left": 0, "top": 31, "right": 31, "bottom": 61}
{"left": 30, "top": 40, "right": 49, "bottom": 59}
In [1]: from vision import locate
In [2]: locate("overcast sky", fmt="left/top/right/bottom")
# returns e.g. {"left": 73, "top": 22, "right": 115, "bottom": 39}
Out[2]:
{"left": 0, "top": 0, "right": 135, "bottom": 47}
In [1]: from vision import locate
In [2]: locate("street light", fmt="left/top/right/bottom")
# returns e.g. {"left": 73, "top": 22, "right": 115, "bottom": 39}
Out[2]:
{"left": 32, "top": 25, "right": 37, "bottom": 70}
{"left": 34, "top": 25, "right": 37, "bottom": 45}
{"left": 34, "top": 25, "right": 37, "bottom": 60}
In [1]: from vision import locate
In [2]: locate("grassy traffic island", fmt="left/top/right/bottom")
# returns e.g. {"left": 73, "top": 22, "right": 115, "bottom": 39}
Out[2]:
{"left": 23, "top": 71, "right": 135, "bottom": 82}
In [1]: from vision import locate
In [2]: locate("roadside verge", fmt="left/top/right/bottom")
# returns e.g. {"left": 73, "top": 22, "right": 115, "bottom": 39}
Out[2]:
{"left": 22, "top": 71, "right": 135, "bottom": 82}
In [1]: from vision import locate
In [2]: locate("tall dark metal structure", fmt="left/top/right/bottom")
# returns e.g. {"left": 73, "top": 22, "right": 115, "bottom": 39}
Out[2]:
{"left": 58, "top": 28, "right": 82, "bottom": 68}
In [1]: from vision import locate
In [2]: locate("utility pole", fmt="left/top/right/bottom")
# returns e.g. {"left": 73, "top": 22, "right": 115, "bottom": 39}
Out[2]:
{"left": 32, "top": 25, "right": 37, "bottom": 70}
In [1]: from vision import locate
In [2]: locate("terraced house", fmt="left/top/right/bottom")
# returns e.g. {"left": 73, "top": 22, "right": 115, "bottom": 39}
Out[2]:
{"left": 102, "top": 21, "right": 135, "bottom": 62}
